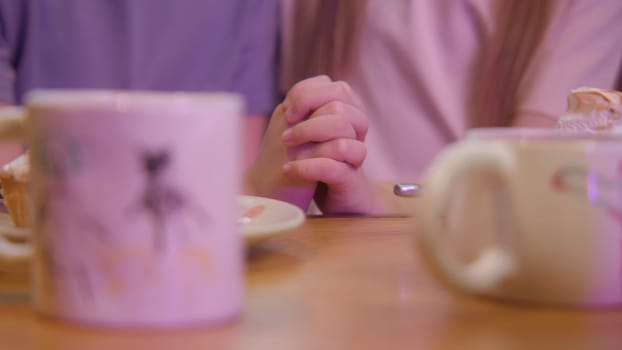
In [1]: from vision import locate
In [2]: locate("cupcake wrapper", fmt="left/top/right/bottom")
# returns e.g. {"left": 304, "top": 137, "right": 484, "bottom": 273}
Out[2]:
{"left": 0, "top": 175, "right": 30, "bottom": 228}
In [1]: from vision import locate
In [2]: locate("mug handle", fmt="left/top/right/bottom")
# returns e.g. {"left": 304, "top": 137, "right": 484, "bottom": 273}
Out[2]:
{"left": 417, "top": 141, "right": 517, "bottom": 293}
{"left": 0, "top": 107, "right": 31, "bottom": 260}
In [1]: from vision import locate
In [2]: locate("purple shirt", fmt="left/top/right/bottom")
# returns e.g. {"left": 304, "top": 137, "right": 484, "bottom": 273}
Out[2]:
{"left": 0, "top": 0, "right": 279, "bottom": 115}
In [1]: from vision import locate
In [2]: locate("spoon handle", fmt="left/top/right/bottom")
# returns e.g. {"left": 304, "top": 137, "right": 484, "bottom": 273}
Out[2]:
{"left": 393, "top": 183, "right": 421, "bottom": 197}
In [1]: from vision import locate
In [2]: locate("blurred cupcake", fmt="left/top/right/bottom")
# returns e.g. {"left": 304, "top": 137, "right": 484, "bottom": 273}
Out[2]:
{"left": 556, "top": 87, "right": 622, "bottom": 132}
{"left": 0, "top": 152, "right": 30, "bottom": 227}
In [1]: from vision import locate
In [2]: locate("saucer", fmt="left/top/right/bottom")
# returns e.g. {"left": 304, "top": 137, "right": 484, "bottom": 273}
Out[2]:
{"left": 0, "top": 196, "right": 306, "bottom": 247}
{"left": 0, "top": 212, "right": 28, "bottom": 240}
{"left": 239, "top": 195, "right": 306, "bottom": 244}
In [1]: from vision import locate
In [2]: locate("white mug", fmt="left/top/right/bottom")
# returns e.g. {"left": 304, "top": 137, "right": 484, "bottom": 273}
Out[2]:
{"left": 416, "top": 128, "right": 622, "bottom": 307}
{"left": 0, "top": 90, "right": 244, "bottom": 327}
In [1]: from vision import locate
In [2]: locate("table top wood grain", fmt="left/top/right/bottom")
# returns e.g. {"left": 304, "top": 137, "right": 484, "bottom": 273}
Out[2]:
{"left": 1, "top": 216, "right": 622, "bottom": 350}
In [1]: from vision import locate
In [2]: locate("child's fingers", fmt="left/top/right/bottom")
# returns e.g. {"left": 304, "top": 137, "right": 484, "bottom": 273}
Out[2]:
{"left": 284, "top": 75, "right": 332, "bottom": 95}
{"left": 308, "top": 101, "right": 368, "bottom": 141}
{"left": 282, "top": 157, "right": 356, "bottom": 186}
{"left": 293, "top": 139, "right": 366, "bottom": 168}
{"left": 283, "top": 80, "right": 364, "bottom": 124}
{"left": 281, "top": 75, "right": 331, "bottom": 116}
{"left": 282, "top": 114, "right": 357, "bottom": 147}
{"left": 282, "top": 157, "right": 376, "bottom": 215}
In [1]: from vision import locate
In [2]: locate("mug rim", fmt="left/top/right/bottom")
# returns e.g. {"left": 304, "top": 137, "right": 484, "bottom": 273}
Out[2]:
{"left": 24, "top": 89, "right": 244, "bottom": 113}
{"left": 466, "top": 127, "right": 622, "bottom": 141}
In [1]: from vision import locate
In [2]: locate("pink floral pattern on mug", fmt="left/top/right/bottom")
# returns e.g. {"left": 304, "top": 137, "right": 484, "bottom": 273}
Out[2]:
{"left": 551, "top": 162, "right": 622, "bottom": 293}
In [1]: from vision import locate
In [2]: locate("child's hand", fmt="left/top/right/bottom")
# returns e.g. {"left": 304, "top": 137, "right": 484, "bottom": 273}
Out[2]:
{"left": 246, "top": 75, "right": 382, "bottom": 214}
{"left": 279, "top": 76, "right": 378, "bottom": 214}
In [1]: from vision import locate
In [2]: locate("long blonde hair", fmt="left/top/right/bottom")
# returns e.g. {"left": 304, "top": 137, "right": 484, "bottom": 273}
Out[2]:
{"left": 474, "top": 1, "right": 556, "bottom": 127}
{"left": 289, "top": 0, "right": 368, "bottom": 81}
{"left": 286, "top": 0, "right": 556, "bottom": 127}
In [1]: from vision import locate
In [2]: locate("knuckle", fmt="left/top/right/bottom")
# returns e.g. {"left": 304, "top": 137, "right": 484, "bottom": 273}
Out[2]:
{"left": 334, "top": 139, "right": 350, "bottom": 159}
{"left": 355, "top": 143, "right": 367, "bottom": 165}
{"left": 316, "top": 74, "right": 331, "bottom": 82}
{"left": 326, "top": 101, "right": 346, "bottom": 115}
{"left": 360, "top": 143, "right": 367, "bottom": 159}
{"left": 286, "top": 86, "right": 304, "bottom": 105}
{"left": 342, "top": 140, "right": 367, "bottom": 166}
{"left": 334, "top": 80, "right": 351, "bottom": 95}
{"left": 359, "top": 118, "right": 369, "bottom": 136}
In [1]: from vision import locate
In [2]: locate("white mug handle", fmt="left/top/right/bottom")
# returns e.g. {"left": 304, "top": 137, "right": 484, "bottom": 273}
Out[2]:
{"left": 0, "top": 106, "right": 31, "bottom": 260}
{"left": 417, "top": 141, "right": 518, "bottom": 293}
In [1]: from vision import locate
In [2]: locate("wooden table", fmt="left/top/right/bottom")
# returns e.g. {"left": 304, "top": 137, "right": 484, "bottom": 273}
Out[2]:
{"left": 1, "top": 216, "right": 622, "bottom": 350}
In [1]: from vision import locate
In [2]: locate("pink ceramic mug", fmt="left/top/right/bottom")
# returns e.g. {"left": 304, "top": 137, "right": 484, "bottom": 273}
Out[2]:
{"left": 0, "top": 90, "right": 244, "bottom": 327}
{"left": 416, "top": 128, "right": 622, "bottom": 307}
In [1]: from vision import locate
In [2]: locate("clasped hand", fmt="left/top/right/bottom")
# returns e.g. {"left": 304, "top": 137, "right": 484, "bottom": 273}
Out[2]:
{"left": 246, "top": 75, "right": 380, "bottom": 214}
